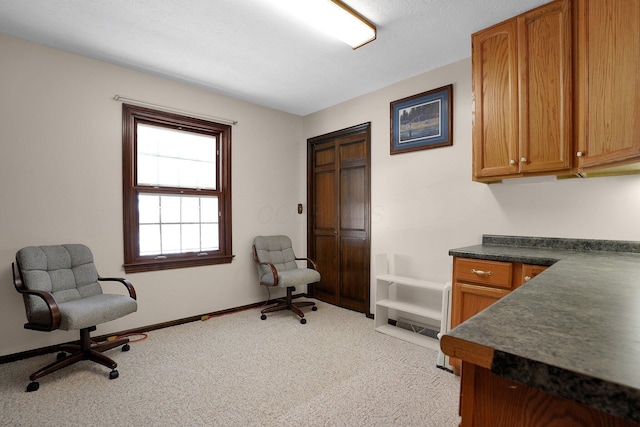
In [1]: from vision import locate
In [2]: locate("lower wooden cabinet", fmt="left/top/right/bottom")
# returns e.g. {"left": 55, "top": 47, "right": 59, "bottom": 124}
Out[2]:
{"left": 459, "top": 362, "right": 640, "bottom": 427}
{"left": 450, "top": 257, "right": 547, "bottom": 373}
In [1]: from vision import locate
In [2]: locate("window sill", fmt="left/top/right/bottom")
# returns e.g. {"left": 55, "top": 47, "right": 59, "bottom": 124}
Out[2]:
{"left": 124, "top": 254, "right": 234, "bottom": 273}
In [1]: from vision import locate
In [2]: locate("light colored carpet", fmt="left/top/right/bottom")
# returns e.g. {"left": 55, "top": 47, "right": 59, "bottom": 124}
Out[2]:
{"left": 0, "top": 301, "right": 460, "bottom": 426}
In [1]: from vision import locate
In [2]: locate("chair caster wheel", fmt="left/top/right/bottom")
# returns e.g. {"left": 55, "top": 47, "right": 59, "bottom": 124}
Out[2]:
{"left": 312, "top": 306, "right": 318, "bottom": 311}
{"left": 109, "top": 370, "right": 119, "bottom": 380}
{"left": 260, "top": 314, "right": 267, "bottom": 320}
{"left": 300, "top": 318, "right": 306, "bottom": 324}
{"left": 26, "top": 382, "right": 39, "bottom": 392}
{"left": 57, "top": 351, "right": 66, "bottom": 360}
{"left": 122, "top": 344, "right": 130, "bottom": 352}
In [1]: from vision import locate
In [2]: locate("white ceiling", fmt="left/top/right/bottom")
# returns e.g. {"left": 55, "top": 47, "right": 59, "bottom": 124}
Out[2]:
{"left": 0, "top": 0, "right": 549, "bottom": 116}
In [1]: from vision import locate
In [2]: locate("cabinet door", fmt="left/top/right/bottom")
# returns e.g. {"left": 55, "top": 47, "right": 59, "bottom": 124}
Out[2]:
{"left": 519, "top": 264, "right": 548, "bottom": 287}
{"left": 450, "top": 282, "right": 510, "bottom": 373}
{"left": 452, "top": 282, "right": 510, "bottom": 329}
{"left": 518, "top": 0, "right": 573, "bottom": 173}
{"left": 472, "top": 19, "right": 519, "bottom": 179}
{"left": 578, "top": 0, "right": 640, "bottom": 169}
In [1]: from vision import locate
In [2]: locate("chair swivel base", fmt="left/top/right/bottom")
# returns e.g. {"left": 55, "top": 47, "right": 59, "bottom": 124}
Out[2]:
{"left": 260, "top": 286, "right": 318, "bottom": 324}
{"left": 26, "top": 326, "right": 130, "bottom": 392}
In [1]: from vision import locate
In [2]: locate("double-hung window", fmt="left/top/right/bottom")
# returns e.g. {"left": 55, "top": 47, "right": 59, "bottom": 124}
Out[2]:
{"left": 122, "top": 104, "right": 232, "bottom": 272}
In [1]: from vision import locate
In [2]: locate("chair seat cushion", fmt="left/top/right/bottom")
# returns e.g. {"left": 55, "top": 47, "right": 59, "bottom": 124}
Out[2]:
{"left": 260, "top": 268, "right": 321, "bottom": 288}
{"left": 58, "top": 294, "right": 138, "bottom": 331}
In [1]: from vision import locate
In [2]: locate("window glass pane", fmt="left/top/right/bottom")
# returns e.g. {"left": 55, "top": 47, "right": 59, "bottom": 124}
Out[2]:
{"left": 161, "top": 224, "right": 181, "bottom": 254}
{"left": 179, "top": 159, "right": 199, "bottom": 188}
{"left": 137, "top": 123, "right": 217, "bottom": 189}
{"left": 157, "top": 157, "right": 179, "bottom": 187}
{"left": 138, "top": 195, "right": 160, "bottom": 224}
{"left": 137, "top": 132, "right": 158, "bottom": 157}
{"left": 181, "top": 197, "right": 200, "bottom": 223}
{"left": 201, "top": 224, "right": 219, "bottom": 250}
{"left": 201, "top": 197, "right": 218, "bottom": 223}
{"left": 161, "top": 196, "right": 181, "bottom": 223}
{"left": 139, "top": 224, "right": 161, "bottom": 255}
{"left": 198, "top": 161, "right": 216, "bottom": 189}
{"left": 137, "top": 154, "right": 159, "bottom": 186}
{"left": 182, "top": 224, "right": 200, "bottom": 252}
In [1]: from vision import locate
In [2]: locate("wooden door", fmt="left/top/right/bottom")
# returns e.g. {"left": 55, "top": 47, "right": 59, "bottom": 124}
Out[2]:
{"left": 307, "top": 123, "right": 371, "bottom": 314}
{"left": 577, "top": 0, "right": 640, "bottom": 169}
{"left": 518, "top": 0, "right": 573, "bottom": 173}
{"left": 472, "top": 19, "right": 519, "bottom": 179}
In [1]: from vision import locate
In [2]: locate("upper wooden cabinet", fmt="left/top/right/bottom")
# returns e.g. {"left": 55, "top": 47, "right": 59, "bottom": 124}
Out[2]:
{"left": 473, "top": 0, "right": 640, "bottom": 181}
{"left": 576, "top": 0, "right": 640, "bottom": 172}
{"left": 472, "top": 0, "right": 573, "bottom": 181}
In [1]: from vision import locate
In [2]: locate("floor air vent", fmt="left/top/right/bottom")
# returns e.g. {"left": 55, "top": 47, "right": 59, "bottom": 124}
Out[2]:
{"left": 395, "top": 318, "right": 439, "bottom": 339}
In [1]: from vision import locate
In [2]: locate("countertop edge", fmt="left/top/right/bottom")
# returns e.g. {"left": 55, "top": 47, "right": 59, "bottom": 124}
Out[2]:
{"left": 448, "top": 249, "right": 559, "bottom": 266}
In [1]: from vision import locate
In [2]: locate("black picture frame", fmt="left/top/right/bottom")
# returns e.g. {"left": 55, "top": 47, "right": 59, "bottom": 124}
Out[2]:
{"left": 390, "top": 84, "right": 453, "bottom": 155}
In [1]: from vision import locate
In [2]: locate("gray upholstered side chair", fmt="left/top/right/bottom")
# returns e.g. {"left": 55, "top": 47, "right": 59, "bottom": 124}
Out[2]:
{"left": 252, "top": 235, "right": 320, "bottom": 324}
{"left": 12, "top": 244, "right": 138, "bottom": 392}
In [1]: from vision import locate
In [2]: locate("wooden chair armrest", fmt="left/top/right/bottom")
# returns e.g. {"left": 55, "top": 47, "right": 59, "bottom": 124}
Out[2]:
{"left": 296, "top": 257, "right": 319, "bottom": 271}
{"left": 12, "top": 262, "right": 61, "bottom": 331}
{"left": 256, "top": 261, "right": 279, "bottom": 286}
{"left": 99, "top": 276, "right": 137, "bottom": 300}
{"left": 252, "top": 244, "right": 280, "bottom": 286}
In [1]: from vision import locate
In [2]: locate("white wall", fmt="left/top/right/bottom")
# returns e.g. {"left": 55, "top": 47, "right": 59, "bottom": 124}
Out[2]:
{"left": 303, "top": 57, "right": 640, "bottom": 313}
{"left": 0, "top": 34, "right": 308, "bottom": 356}
{"left": 4, "top": 34, "right": 640, "bottom": 357}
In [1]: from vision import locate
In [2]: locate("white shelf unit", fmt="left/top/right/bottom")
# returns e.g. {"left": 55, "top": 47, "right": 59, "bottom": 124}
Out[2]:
{"left": 374, "top": 254, "right": 447, "bottom": 352}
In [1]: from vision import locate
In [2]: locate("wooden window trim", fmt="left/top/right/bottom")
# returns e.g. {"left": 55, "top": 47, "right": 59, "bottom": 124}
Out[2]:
{"left": 122, "top": 104, "right": 233, "bottom": 273}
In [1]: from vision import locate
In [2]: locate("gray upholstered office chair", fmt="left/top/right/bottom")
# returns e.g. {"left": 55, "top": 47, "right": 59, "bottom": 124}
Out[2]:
{"left": 12, "top": 244, "right": 138, "bottom": 392}
{"left": 252, "top": 235, "right": 320, "bottom": 324}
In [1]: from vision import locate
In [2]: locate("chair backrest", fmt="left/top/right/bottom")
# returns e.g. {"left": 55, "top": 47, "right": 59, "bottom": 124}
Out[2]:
{"left": 16, "top": 244, "right": 103, "bottom": 324}
{"left": 253, "top": 235, "right": 298, "bottom": 274}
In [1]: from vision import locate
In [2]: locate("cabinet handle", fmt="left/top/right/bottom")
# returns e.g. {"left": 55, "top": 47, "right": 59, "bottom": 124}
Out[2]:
{"left": 576, "top": 151, "right": 584, "bottom": 157}
{"left": 524, "top": 275, "right": 532, "bottom": 282}
{"left": 509, "top": 159, "right": 516, "bottom": 165}
{"left": 520, "top": 157, "right": 527, "bottom": 163}
{"left": 471, "top": 268, "right": 493, "bottom": 276}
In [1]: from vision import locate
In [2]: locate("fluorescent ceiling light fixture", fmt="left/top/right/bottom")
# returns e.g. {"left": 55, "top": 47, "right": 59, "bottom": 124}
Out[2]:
{"left": 274, "top": 0, "right": 376, "bottom": 49}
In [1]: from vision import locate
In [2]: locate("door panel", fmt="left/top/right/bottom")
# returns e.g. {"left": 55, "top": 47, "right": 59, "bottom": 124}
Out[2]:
{"left": 339, "top": 236, "right": 368, "bottom": 310}
{"left": 314, "top": 144, "right": 336, "bottom": 167}
{"left": 314, "top": 171, "right": 337, "bottom": 230}
{"left": 313, "top": 234, "right": 338, "bottom": 304}
{"left": 340, "top": 167, "right": 366, "bottom": 231}
{"left": 340, "top": 138, "right": 366, "bottom": 162}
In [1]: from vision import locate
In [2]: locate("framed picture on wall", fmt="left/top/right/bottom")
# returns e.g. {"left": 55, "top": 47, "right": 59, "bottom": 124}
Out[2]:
{"left": 390, "top": 84, "right": 453, "bottom": 155}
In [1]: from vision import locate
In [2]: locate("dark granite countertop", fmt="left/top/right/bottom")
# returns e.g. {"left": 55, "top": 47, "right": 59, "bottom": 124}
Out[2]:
{"left": 445, "top": 235, "right": 640, "bottom": 423}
